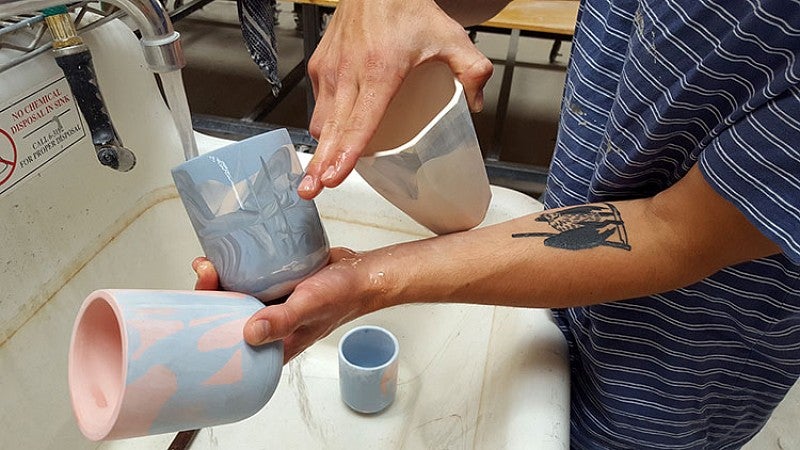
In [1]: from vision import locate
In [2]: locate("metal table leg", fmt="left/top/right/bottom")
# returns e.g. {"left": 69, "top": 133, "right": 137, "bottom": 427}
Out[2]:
{"left": 301, "top": 3, "right": 322, "bottom": 124}
{"left": 548, "top": 39, "right": 562, "bottom": 64}
{"left": 486, "top": 28, "right": 520, "bottom": 162}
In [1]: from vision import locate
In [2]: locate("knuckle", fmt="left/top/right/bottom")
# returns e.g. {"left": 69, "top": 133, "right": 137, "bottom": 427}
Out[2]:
{"left": 277, "top": 304, "right": 301, "bottom": 335}
{"left": 307, "top": 58, "right": 320, "bottom": 79}
{"left": 363, "top": 55, "right": 389, "bottom": 82}
{"left": 344, "top": 112, "right": 368, "bottom": 134}
{"left": 336, "top": 59, "right": 354, "bottom": 80}
{"left": 321, "top": 118, "right": 341, "bottom": 136}
{"left": 474, "top": 58, "right": 494, "bottom": 79}
{"left": 466, "top": 56, "right": 494, "bottom": 81}
{"left": 308, "top": 116, "right": 323, "bottom": 139}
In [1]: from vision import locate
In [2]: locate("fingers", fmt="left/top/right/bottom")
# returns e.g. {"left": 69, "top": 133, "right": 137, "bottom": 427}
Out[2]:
{"left": 281, "top": 326, "right": 320, "bottom": 363}
{"left": 301, "top": 66, "right": 404, "bottom": 199}
{"left": 329, "top": 246, "right": 359, "bottom": 262}
{"left": 192, "top": 257, "right": 220, "bottom": 290}
{"left": 243, "top": 289, "right": 312, "bottom": 346}
{"left": 242, "top": 249, "right": 359, "bottom": 350}
{"left": 440, "top": 32, "right": 494, "bottom": 113}
{"left": 317, "top": 72, "right": 405, "bottom": 190}
{"left": 301, "top": 69, "right": 359, "bottom": 199}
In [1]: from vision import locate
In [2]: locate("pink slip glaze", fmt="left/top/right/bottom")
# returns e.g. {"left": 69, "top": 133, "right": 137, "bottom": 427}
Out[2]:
{"left": 128, "top": 319, "right": 185, "bottom": 361}
{"left": 203, "top": 349, "right": 244, "bottom": 386}
{"left": 110, "top": 365, "right": 178, "bottom": 439}
{"left": 70, "top": 289, "right": 275, "bottom": 441}
{"left": 197, "top": 317, "right": 249, "bottom": 352}
{"left": 190, "top": 312, "right": 237, "bottom": 327}
{"left": 69, "top": 293, "right": 127, "bottom": 441}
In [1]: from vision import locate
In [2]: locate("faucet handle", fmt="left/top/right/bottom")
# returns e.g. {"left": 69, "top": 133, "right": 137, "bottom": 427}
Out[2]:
{"left": 53, "top": 45, "right": 136, "bottom": 172}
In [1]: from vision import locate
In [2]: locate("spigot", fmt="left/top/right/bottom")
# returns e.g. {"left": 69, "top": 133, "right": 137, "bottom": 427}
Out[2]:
{"left": 43, "top": 6, "right": 136, "bottom": 172}
{"left": 97, "top": 144, "right": 137, "bottom": 171}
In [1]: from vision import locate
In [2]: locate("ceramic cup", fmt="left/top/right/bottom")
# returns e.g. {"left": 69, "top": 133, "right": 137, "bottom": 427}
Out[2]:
{"left": 355, "top": 61, "right": 492, "bottom": 235}
{"left": 68, "top": 289, "right": 283, "bottom": 441}
{"left": 338, "top": 325, "right": 400, "bottom": 414}
{"left": 172, "top": 129, "right": 329, "bottom": 302}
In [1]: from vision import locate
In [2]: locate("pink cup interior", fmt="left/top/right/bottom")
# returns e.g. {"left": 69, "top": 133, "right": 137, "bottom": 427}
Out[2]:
{"left": 69, "top": 293, "right": 126, "bottom": 441}
{"left": 363, "top": 61, "right": 456, "bottom": 156}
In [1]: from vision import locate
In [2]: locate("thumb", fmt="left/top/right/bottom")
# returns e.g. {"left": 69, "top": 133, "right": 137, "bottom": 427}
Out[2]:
{"left": 243, "top": 301, "right": 301, "bottom": 346}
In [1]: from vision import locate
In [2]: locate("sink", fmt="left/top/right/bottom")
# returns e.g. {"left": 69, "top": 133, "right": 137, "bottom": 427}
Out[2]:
{"left": 0, "top": 132, "right": 569, "bottom": 450}
{"left": 0, "top": 16, "right": 568, "bottom": 447}
{"left": 91, "top": 134, "right": 570, "bottom": 450}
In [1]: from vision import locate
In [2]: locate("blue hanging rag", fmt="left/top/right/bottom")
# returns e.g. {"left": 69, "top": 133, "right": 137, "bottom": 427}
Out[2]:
{"left": 237, "top": 0, "right": 281, "bottom": 96}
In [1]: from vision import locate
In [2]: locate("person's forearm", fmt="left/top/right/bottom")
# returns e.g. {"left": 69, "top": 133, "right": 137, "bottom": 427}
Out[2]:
{"left": 434, "top": 0, "right": 511, "bottom": 26}
{"left": 365, "top": 200, "right": 700, "bottom": 309}
{"left": 361, "top": 168, "right": 780, "bottom": 311}
{"left": 236, "top": 166, "right": 780, "bottom": 354}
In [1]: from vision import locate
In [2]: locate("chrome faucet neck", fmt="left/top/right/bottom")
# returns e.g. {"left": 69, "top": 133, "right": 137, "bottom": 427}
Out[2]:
{"left": 0, "top": 0, "right": 185, "bottom": 71}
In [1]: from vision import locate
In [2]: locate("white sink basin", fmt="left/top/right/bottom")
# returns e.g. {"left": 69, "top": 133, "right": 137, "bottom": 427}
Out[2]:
{"left": 0, "top": 132, "right": 568, "bottom": 449}
{"left": 93, "top": 134, "right": 570, "bottom": 450}
{"left": 0, "top": 17, "right": 568, "bottom": 446}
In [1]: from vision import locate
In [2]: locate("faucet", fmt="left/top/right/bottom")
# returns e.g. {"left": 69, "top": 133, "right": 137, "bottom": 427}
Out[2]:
{"left": 0, "top": 0, "right": 185, "bottom": 72}
{"left": 0, "top": 0, "right": 198, "bottom": 165}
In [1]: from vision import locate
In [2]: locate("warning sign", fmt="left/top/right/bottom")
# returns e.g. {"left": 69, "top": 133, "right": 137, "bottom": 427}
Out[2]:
{"left": 0, "top": 128, "right": 15, "bottom": 186}
{"left": 0, "top": 76, "right": 86, "bottom": 197}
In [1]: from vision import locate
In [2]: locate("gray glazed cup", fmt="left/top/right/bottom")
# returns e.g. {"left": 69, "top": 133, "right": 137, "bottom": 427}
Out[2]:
{"left": 172, "top": 129, "right": 330, "bottom": 302}
{"left": 338, "top": 325, "right": 400, "bottom": 414}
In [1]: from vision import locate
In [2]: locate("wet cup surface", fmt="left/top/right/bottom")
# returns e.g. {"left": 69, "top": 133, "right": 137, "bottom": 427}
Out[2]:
{"left": 171, "top": 129, "right": 330, "bottom": 302}
{"left": 338, "top": 325, "right": 400, "bottom": 414}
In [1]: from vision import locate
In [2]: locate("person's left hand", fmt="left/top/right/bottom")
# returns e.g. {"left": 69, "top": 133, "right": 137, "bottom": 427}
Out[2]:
{"left": 192, "top": 247, "right": 390, "bottom": 363}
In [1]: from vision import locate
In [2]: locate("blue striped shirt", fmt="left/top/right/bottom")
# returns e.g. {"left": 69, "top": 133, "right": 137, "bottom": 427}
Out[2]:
{"left": 544, "top": 1, "right": 800, "bottom": 448}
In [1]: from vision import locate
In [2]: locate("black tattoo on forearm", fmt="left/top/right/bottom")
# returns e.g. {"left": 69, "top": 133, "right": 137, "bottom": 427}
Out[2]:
{"left": 512, "top": 203, "right": 631, "bottom": 251}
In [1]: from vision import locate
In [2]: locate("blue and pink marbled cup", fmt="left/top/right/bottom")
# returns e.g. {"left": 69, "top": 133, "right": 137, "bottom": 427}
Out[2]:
{"left": 68, "top": 289, "right": 283, "bottom": 441}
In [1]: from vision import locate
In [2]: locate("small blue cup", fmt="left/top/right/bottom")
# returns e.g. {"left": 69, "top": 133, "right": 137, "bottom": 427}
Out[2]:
{"left": 338, "top": 325, "right": 400, "bottom": 414}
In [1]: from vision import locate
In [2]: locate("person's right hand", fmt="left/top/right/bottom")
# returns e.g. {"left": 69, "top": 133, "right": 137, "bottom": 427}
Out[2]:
{"left": 193, "top": 247, "right": 397, "bottom": 363}
{"left": 297, "top": 0, "right": 494, "bottom": 200}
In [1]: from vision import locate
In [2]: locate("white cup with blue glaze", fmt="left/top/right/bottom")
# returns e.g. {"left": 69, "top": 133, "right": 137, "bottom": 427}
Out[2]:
{"left": 171, "top": 129, "right": 330, "bottom": 302}
{"left": 354, "top": 61, "right": 491, "bottom": 235}
{"left": 338, "top": 325, "right": 400, "bottom": 414}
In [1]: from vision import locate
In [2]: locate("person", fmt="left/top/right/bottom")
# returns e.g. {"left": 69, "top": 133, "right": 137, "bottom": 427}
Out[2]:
{"left": 195, "top": 0, "right": 800, "bottom": 447}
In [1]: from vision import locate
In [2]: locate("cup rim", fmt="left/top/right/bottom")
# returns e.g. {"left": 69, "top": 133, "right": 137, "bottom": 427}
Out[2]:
{"left": 362, "top": 78, "right": 463, "bottom": 159}
{"left": 68, "top": 289, "right": 128, "bottom": 441}
{"left": 170, "top": 128, "right": 292, "bottom": 175}
{"left": 338, "top": 325, "right": 399, "bottom": 371}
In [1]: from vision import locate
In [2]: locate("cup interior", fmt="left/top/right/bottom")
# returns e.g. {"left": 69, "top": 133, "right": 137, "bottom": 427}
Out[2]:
{"left": 363, "top": 61, "right": 458, "bottom": 156}
{"left": 69, "top": 294, "right": 125, "bottom": 440}
{"left": 340, "top": 326, "right": 399, "bottom": 369}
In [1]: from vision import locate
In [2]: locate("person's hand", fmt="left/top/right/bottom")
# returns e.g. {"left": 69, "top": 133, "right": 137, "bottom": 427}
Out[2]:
{"left": 192, "top": 256, "right": 220, "bottom": 290}
{"left": 192, "top": 248, "right": 391, "bottom": 363}
{"left": 298, "top": 0, "right": 494, "bottom": 200}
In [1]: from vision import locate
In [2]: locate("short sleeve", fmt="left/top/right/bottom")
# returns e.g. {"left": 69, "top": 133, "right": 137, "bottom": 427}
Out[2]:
{"left": 700, "top": 86, "right": 800, "bottom": 264}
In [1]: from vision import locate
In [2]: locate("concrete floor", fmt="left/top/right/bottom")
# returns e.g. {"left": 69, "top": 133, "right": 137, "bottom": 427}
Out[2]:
{"left": 174, "top": 2, "right": 797, "bottom": 448}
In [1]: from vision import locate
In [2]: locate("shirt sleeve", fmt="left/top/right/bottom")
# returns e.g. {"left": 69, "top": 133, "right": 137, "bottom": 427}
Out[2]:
{"left": 699, "top": 85, "right": 800, "bottom": 264}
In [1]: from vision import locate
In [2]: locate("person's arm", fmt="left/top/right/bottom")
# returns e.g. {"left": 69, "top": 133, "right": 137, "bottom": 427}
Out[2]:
{"left": 297, "top": 0, "right": 510, "bottom": 200}
{"left": 196, "top": 164, "right": 780, "bottom": 361}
